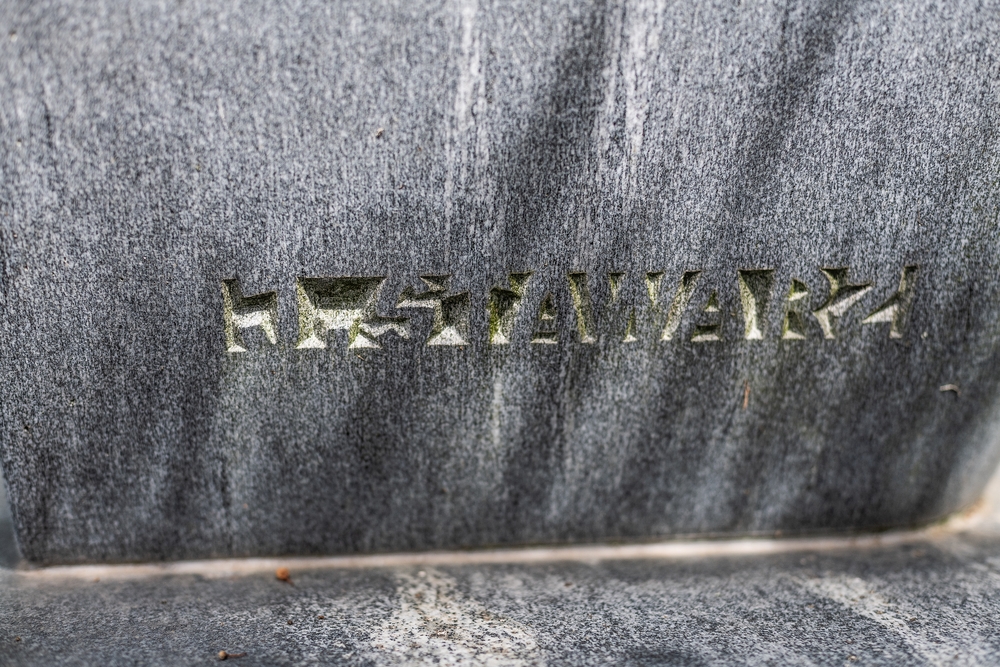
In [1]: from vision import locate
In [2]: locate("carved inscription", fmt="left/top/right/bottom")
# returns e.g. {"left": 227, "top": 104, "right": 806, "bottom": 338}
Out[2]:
{"left": 862, "top": 266, "right": 919, "bottom": 339}
{"left": 738, "top": 270, "right": 775, "bottom": 340}
{"left": 661, "top": 271, "right": 701, "bottom": 341}
{"left": 781, "top": 279, "right": 810, "bottom": 340}
{"left": 398, "top": 276, "right": 470, "bottom": 346}
{"left": 644, "top": 272, "right": 664, "bottom": 307}
{"left": 532, "top": 293, "right": 558, "bottom": 344}
{"left": 296, "top": 277, "right": 408, "bottom": 349}
{"left": 691, "top": 291, "right": 722, "bottom": 342}
{"left": 812, "top": 268, "right": 873, "bottom": 340}
{"left": 566, "top": 273, "right": 597, "bottom": 344}
{"left": 222, "top": 265, "right": 919, "bottom": 352}
{"left": 608, "top": 272, "right": 638, "bottom": 343}
{"left": 488, "top": 273, "right": 532, "bottom": 345}
{"left": 221, "top": 279, "right": 279, "bottom": 353}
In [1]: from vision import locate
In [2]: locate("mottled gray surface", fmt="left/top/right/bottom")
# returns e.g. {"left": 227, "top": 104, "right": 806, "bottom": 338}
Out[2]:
{"left": 7, "top": 531, "right": 1000, "bottom": 666}
{"left": 0, "top": 475, "right": 18, "bottom": 568}
{"left": 2, "top": 0, "right": 1000, "bottom": 564}
{"left": 5, "top": 476, "right": 1000, "bottom": 666}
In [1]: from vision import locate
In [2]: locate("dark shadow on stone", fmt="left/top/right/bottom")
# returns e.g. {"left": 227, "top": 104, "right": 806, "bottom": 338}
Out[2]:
{"left": 488, "top": 0, "right": 620, "bottom": 544}
{"left": 0, "top": 469, "right": 22, "bottom": 568}
{"left": 720, "top": 0, "right": 859, "bottom": 223}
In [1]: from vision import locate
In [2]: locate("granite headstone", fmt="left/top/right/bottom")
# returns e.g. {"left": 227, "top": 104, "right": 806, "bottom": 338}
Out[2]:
{"left": 1, "top": 0, "right": 999, "bottom": 564}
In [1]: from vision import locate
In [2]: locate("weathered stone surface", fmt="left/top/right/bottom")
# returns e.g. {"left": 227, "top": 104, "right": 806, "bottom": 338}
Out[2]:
{"left": 0, "top": 0, "right": 999, "bottom": 563}
{"left": 6, "top": 530, "right": 1000, "bottom": 666}
{"left": 0, "top": 475, "right": 19, "bottom": 567}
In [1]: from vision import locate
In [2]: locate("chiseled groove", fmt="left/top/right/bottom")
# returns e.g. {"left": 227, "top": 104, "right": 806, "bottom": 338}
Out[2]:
{"left": 17, "top": 512, "right": 988, "bottom": 581}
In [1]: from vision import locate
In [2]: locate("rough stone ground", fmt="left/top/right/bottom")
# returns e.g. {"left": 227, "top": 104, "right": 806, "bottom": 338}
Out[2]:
{"left": 4, "top": 475, "right": 1000, "bottom": 666}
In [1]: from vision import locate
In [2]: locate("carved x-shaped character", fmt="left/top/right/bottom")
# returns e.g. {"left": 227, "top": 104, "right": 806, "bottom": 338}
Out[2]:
{"left": 397, "top": 275, "right": 470, "bottom": 346}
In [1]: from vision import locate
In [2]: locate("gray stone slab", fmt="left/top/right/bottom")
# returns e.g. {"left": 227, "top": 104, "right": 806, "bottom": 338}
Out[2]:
{"left": 1, "top": 0, "right": 1000, "bottom": 563}
{"left": 0, "top": 474, "right": 19, "bottom": 568}
{"left": 6, "top": 531, "right": 1000, "bottom": 666}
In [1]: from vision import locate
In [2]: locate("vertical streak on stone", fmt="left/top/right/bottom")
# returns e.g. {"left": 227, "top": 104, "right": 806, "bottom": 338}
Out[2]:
{"left": 444, "top": 0, "right": 481, "bottom": 264}
{"left": 660, "top": 270, "right": 701, "bottom": 341}
{"left": 604, "top": 271, "right": 632, "bottom": 343}
{"left": 621, "top": 0, "right": 665, "bottom": 200}
{"left": 594, "top": 1, "right": 624, "bottom": 191}
{"left": 566, "top": 272, "right": 596, "bottom": 344}
{"left": 491, "top": 375, "right": 504, "bottom": 462}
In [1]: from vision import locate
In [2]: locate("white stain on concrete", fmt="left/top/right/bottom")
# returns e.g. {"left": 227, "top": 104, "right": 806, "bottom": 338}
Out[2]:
{"left": 803, "top": 574, "right": 992, "bottom": 666}
{"left": 369, "top": 568, "right": 544, "bottom": 666}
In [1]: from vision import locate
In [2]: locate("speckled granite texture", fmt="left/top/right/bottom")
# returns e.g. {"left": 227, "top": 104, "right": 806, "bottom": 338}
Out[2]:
{"left": 6, "top": 530, "right": 1000, "bottom": 666}
{"left": 1, "top": 0, "right": 999, "bottom": 563}
{"left": 0, "top": 476, "right": 18, "bottom": 568}
{"left": 4, "top": 478, "right": 1000, "bottom": 665}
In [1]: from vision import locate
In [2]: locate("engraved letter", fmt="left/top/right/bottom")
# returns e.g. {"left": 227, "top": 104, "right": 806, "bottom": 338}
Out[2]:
{"left": 296, "top": 277, "right": 409, "bottom": 350}
{"left": 737, "top": 269, "right": 775, "bottom": 340}
{"left": 645, "top": 272, "right": 664, "bottom": 307}
{"left": 622, "top": 310, "right": 638, "bottom": 343}
{"left": 221, "top": 279, "right": 278, "bottom": 353}
{"left": 781, "top": 279, "right": 811, "bottom": 340}
{"left": 862, "top": 265, "right": 919, "bottom": 339}
{"left": 660, "top": 271, "right": 701, "bottom": 341}
{"left": 488, "top": 273, "right": 532, "bottom": 345}
{"left": 608, "top": 272, "right": 625, "bottom": 302}
{"left": 691, "top": 291, "right": 722, "bottom": 342}
{"left": 532, "top": 293, "right": 558, "bottom": 344}
{"left": 811, "top": 268, "right": 872, "bottom": 339}
{"left": 398, "top": 275, "right": 470, "bottom": 346}
{"left": 566, "top": 272, "right": 596, "bottom": 344}
{"left": 608, "top": 272, "right": 637, "bottom": 343}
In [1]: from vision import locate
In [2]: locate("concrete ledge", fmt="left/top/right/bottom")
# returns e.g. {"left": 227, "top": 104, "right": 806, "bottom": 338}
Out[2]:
{"left": 3, "top": 473, "right": 1000, "bottom": 666}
